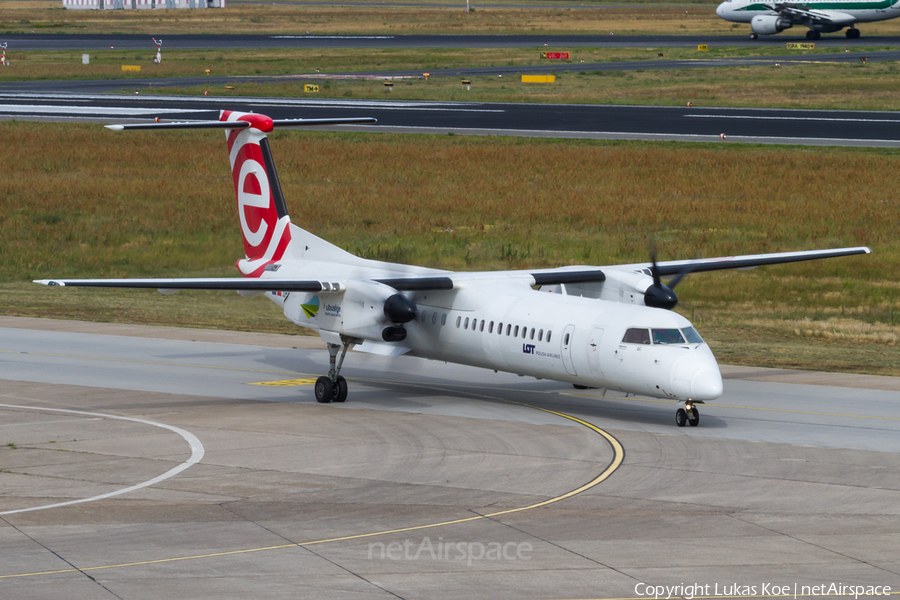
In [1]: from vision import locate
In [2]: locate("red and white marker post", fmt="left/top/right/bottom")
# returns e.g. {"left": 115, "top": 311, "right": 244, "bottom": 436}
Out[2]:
{"left": 152, "top": 38, "right": 162, "bottom": 64}
{"left": 1, "top": 43, "right": 8, "bottom": 67}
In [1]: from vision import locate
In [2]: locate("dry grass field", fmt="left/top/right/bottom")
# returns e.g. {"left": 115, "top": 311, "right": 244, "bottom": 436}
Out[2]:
{"left": 0, "top": 2, "right": 741, "bottom": 36}
{"left": 1, "top": 121, "right": 896, "bottom": 374}
{"left": 6, "top": 0, "right": 900, "bottom": 37}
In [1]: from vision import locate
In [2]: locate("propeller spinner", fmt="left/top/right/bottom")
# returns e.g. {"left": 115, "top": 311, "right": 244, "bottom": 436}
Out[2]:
{"left": 643, "top": 244, "right": 697, "bottom": 310}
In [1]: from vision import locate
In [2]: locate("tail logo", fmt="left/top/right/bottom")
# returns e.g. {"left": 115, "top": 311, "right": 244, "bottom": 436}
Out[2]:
{"left": 237, "top": 158, "right": 270, "bottom": 249}
{"left": 301, "top": 296, "right": 320, "bottom": 319}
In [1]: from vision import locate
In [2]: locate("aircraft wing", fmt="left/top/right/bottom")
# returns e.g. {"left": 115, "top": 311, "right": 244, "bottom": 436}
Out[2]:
{"left": 34, "top": 278, "right": 329, "bottom": 292}
{"left": 626, "top": 246, "right": 872, "bottom": 276}
{"left": 32, "top": 277, "right": 455, "bottom": 292}
{"left": 764, "top": 3, "right": 857, "bottom": 24}
{"left": 34, "top": 248, "right": 869, "bottom": 292}
{"left": 35, "top": 269, "right": 613, "bottom": 292}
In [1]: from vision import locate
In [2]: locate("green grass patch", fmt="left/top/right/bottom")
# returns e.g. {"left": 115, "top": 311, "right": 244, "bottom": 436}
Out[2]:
{"left": 1, "top": 121, "right": 897, "bottom": 374}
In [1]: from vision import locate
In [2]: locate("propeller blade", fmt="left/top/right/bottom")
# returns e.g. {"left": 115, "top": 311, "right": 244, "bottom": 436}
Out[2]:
{"left": 644, "top": 240, "right": 679, "bottom": 310}
{"left": 648, "top": 240, "right": 662, "bottom": 288}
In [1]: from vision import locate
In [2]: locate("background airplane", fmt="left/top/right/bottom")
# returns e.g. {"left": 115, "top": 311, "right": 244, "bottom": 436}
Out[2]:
{"left": 35, "top": 111, "right": 871, "bottom": 427}
{"left": 716, "top": 0, "right": 900, "bottom": 39}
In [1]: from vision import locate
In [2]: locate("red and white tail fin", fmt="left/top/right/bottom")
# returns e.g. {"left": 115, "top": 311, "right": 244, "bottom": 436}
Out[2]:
{"left": 221, "top": 110, "right": 293, "bottom": 277}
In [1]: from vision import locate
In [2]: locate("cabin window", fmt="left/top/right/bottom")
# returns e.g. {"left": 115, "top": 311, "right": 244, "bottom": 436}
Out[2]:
{"left": 513, "top": 325, "right": 519, "bottom": 337}
{"left": 547, "top": 331, "right": 552, "bottom": 343}
{"left": 682, "top": 327, "right": 703, "bottom": 344}
{"left": 530, "top": 328, "right": 535, "bottom": 340}
{"left": 564, "top": 333, "right": 570, "bottom": 346}
{"left": 432, "top": 313, "right": 437, "bottom": 325}
{"left": 471, "top": 318, "right": 477, "bottom": 331}
{"left": 479, "top": 320, "right": 485, "bottom": 332}
{"left": 489, "top": 321, "right": 494, "bottom": 334}
{"left": 622, "top": 328, "right": 651, "bottom": 345}
{"left": 538, "top": 329, "right": 543, "bottom": 342}
{"left": 456, "top": 316, "right": 461, "bottom": 328}
{"left": 441, "top": 314, "right": 447, "bottom": 326}
{"left": 506, "top": 324, "right": 511, "bottom": 336}
{"left": 421, "top": 311, "right": 427, "bottom": 323}
{"left": 464, "top": 317, "right": 469, "bottom": 329}
{"left": 498, "top": 322, "right": 503, "bottom": 335}
{"left": 652, "top": 328, "right": 686, "bottom": 345}
{"left": 522, "top": 327, "right": 527, "bottom": 339}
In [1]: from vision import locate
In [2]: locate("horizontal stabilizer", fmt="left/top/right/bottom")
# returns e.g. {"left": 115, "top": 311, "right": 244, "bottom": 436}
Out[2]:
{"left": 106, "top": 117, "right": 377, "bottom": 132}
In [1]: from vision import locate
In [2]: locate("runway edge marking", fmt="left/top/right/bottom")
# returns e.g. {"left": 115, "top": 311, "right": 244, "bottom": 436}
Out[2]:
{"left": 0, "top": 391, "right": 623, "bottom": 580}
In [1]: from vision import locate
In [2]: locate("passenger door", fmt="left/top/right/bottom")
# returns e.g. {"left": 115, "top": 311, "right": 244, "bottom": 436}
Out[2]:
{"left": 587, "top": 327, "right": 605, "bottom": 378}
{"left": 561, "top": 324, "right": 577, "bottom": 376}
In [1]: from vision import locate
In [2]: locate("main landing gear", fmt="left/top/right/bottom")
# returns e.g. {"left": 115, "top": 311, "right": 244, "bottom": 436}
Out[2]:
{"left": 675, "top": 401, "right": 702, "bottom": 427}
{"left": 846, "top": 27, "right": 860, "bottom": 39}
{"left": 315, "top": 340, "right": 353, "bottom": 403}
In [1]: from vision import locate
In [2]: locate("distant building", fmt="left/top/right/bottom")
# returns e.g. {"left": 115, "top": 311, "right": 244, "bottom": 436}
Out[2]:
{"left": 63, "top": 0, "right": 224, "bottom": 9}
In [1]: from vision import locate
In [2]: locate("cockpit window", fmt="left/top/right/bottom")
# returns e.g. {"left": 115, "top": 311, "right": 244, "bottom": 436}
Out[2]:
{"left": 682, "top": 327, "right": 703, "bottom": 344}
{"left": 652, "top": 328, "right": 686, "bottom": 345}
{"left": 622, "top": 328, "right": 651, "bottom": 344}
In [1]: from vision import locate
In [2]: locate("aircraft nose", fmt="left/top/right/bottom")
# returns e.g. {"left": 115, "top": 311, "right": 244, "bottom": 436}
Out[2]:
{"left": 693, "top": 369, "right": 723, "bottom": 400}
{"left": 671, "top": 355, "right": 723, "bottom": 401}
{"left": 716, "top": 2, "right": 725, "bottom": 17}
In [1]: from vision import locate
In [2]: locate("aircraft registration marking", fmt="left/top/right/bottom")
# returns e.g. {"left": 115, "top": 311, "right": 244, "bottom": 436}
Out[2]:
{"left": 247, "top": 378, "right": 318, "bottom": 387}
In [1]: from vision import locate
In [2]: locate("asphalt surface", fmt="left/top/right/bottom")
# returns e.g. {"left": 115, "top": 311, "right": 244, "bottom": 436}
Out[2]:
{"left": 5, "top": 32, "right": 900, "bottom": 50}
{"left": 3, "top": 91, "right": 900, "bottom": 146}
{"left": 0, "top": 317, "right": 898, "bottom": 599}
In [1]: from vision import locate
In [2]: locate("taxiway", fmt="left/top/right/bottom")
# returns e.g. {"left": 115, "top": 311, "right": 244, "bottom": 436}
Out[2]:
{"left": 1, "top": 317, "right": 898, "bottom": 599}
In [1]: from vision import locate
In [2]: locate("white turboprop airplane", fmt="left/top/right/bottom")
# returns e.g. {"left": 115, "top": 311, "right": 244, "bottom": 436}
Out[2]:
{"left": 716, "top": 0, "right": 900, "bottom": 39}
{"left": 35, "top": 111, "right": 871, "bottom": 427}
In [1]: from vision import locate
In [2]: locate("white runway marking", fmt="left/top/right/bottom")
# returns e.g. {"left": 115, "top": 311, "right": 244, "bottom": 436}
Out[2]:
{"left": 0, "top": 93, "right": 503, "bottom": 113}
{"left": 686, "top": 113, "right": 900, "bottom": 123}
{"left": 0, "top": 105, "right": 206, "bottom": 116}
{"left": 362, "top": 124, "right": 900, "bottom": 145}
{"left": 0, "top": 400, "right": 205, "bottom": 516}
{"left": 270, "top": 35, "right": 395, "bottom": 39}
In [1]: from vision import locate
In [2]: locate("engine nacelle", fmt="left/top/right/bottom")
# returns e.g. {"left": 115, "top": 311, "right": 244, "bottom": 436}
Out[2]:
{"left": 283, "top": 280, "right": 417, "bottom": 341}
{"left": 751, "top": 14, "right": 792, "bottom": 35}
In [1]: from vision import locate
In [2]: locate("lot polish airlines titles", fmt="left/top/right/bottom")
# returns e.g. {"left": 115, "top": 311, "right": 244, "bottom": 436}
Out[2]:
{"left": 635, "top": 582, "right": 892, "bottom": 599}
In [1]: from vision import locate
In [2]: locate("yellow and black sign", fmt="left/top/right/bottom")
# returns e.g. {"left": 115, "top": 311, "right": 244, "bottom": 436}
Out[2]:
{"left": 304, "top": 84, "right": 320, "bottom": 93}
{"left": 697, "top": 44, "right": 708, "bottom": 51}
{"left": 786, "top": 42, "right": 815, "bottom": 50}
{"left": 121, "top": 65, "right": 141, "bottom": 72}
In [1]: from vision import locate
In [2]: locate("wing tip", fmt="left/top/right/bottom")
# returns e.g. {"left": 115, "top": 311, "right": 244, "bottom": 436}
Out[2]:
{"left": 34, "top": 279, "right": 64, "bottom": 286}
{"left": 105, "top": 125, "right": 124, "bottom": 131}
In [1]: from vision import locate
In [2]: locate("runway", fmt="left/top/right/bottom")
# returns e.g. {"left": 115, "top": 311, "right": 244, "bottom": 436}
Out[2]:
{"left": 5, "top": 32, "right": 900, "bottom": 50}
{"left": 4, "top": 92, "right": 900, "bottom": 147}
{"left": 1, "top": 316, "right": 898, "bottom": 599}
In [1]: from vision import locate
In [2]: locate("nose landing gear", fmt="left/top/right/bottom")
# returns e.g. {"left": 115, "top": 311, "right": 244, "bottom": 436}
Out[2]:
{"left": 315, "top": 338, "right": 357, "bottom": 403}
{"left": 675, "top": 401, "right": 702, "bottom": 427}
